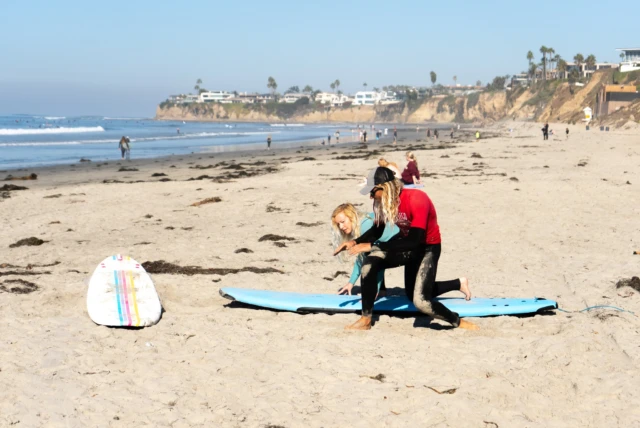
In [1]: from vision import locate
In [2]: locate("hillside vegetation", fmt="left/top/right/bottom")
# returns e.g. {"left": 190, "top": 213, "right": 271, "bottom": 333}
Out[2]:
{"left": 156, "top": 70, "right": 640, "bottom": 125}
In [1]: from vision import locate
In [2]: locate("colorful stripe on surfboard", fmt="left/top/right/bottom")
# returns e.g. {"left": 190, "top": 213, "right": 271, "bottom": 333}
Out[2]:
{"left": 110, "top": 255, "right": 141, "bottom": 327}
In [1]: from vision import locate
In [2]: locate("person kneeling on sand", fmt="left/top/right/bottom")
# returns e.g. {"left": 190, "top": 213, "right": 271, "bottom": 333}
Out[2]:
{"left": 334, "top": 167, "right": 474, "bottom": 331}
{"left": 332, "top": 203, "right": 399, "bottom": 298}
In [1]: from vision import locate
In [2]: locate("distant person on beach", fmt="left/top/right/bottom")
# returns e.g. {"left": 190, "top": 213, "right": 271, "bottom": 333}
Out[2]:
{"left": 328, "top": 134, "right": 331, "bottom": 145}
{"left": 401, "top": 151, "right": 421, "bottom": 185}
{"left": 331, "top": 203, "right": 399, "bottom": 297}
{"left": 542, "top": 123, "right": 549, "bottom": 140}
{"left": 267, "top": 135, "right": 272, "bottom": 150}
{"left": 118, "top": 136, "right": 130, "bottom": 160}
{"left": 566, "top": 128, "right": 569, "bottom": 139}
{"left": 384, "top": 128, "right": 388, "bottom": 136}
{"left": 427, "top": 128, "right": 431, "bottom": 138}
{"left": 177, "top": 128, "right": 180, "bottom": 134}
{"left": 334, "top": 167, "right": 473, "bottom": 331}
{"left": 393, "top": 128, "right": 397, "bottom": 145}
{"left": 363, "top": 131, "right": 368, "bottom": 143}
{"left": 434, "top": 129, "right": 439, "bottom": 140}
{"left": 475, "top": 131, "right": 480, "bottom": 141}
{"left": 336, "top": 130, "right": 340, "bottom": 143}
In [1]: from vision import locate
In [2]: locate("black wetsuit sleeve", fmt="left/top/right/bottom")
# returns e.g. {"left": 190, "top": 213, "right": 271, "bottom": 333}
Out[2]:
{"left": 375, "top": 227, "right": 425, "bottom": 252}
{"left": 355, "top": 222, "right": 385, "bottom": 244}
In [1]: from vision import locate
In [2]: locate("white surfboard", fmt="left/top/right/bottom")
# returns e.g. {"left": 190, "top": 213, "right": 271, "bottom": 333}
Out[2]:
{"left": 87, "top": 255, "right": 162, "bottom": 327}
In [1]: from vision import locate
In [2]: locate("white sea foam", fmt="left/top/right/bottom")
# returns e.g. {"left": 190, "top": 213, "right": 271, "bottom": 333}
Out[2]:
{"left": 0, "top": 130, "right": 276, "bottom": 147}
{"left": 0, "top": 126, "right": 105, "bottom": 136}
{"left": 270, "top": 123, "right": 305, "bottom": 127}
{"left": 44, "top": 116, "right": 66, "bottom": 120}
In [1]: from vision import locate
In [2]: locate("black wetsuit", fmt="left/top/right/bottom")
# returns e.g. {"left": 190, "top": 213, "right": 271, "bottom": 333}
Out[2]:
{"left": 355, "top": 222, "right": 461, "bottom": 326}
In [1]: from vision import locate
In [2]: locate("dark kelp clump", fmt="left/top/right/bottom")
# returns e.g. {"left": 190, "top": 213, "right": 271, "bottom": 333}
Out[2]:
{"left": 616, "top": 276, "right": 640, "bottom": 293}
{"left": 0, "top": 279, "right": 39, "bottom": 294}
{"left": 258, "top": 234, "right": 296, "bottom": 242}
{"left": 9, "top": 237, "right": 47, "bottom": 248}
{"left": 142, "top": 260, "right": 283, "bottom": 276}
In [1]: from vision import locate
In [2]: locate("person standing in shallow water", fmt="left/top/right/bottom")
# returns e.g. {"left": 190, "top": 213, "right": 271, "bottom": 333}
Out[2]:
{"left": 267, "top": 135, "right": 272, "bottom": 150}
{"left": 118, "top": 136, "right": 130, "bottom": 160}
{"left": 334, "top": 167, "right": 474, "bottom": 331}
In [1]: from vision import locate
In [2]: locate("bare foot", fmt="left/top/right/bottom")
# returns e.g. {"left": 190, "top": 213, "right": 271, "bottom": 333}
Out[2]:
{"left": 345, "top": 316, "right": 372, "bottom": 330}
{"left": 458, "top": 319, "right": 480, "bottom": 330}
{"left": 459, "top": 277, "right": 471, "bottom": 301}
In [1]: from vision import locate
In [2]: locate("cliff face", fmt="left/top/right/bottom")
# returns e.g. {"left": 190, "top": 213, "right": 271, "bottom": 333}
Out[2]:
{"left": 156, "top": 71, "right": 627, "bottom": 124}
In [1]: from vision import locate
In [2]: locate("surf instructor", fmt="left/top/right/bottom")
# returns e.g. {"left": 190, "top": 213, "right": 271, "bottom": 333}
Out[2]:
{"left": 333, "top": 167, "right": 475, "bottom": 331}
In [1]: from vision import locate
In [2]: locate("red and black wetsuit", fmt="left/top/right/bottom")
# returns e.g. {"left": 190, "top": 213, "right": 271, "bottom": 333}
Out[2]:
{"left": 355, "top": 189, "right": 461, "bottom": 325}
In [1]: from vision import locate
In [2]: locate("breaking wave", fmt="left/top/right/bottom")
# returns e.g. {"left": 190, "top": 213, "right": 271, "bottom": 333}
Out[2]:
{"left": 0, "top": 126, "right": 105, "bottom": 136}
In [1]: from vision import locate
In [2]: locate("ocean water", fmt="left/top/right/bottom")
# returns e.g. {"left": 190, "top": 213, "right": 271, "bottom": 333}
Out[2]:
{"left": 0, "top": 115, "right": 359, "bottom": 170}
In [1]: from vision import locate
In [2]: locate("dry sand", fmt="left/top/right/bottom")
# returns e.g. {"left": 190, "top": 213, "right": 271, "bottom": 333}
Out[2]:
{"left": 1, "top": 123, "right": 639, "bottom": 427}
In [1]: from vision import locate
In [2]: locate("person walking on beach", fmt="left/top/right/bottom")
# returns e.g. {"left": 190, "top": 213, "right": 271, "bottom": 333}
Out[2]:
{"left": 118, "top": 136, "right": 130, "bottom": 160}
{"left": 363, "top": 131, "right": 368, "bottom": 143}
{"left": 335, "top": 130, "right": 340, "bottom": 143}
{"left": 393, "top": 127, "right": 397, "bottom": 145}
{"left": 267, "top": 135, "right": 272, "bottom": 150}
{"left": 434, "top": 129, "right": 439, "bottom": 140}
{"left": 566, "top": 128, "right": 569, "bottom": 139}
{"left": 328, "top": 134, "right": 331, "bottom": 145}
{"left": 542, "top": 123, "right": 549, "bottom": 140}
{"left": 334, "top": 167, "right": 473, "bottom": 331}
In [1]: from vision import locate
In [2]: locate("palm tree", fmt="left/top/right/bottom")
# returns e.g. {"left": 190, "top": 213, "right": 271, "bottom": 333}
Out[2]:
{"left": 620, "top": 52, "right": 625, "bottom": 62}
{"left": 334, "top": 79, "right": 341, "bottom": 93}
{"left": 529, "top": 63, "right": 538, "bottom": 83}
{"left": 303, "top": 85, "right": 313, "bottom": 93}
{"left": 373, "top": 87, "right": 380, "bottom": 92}
{"left": 330, "top": 82, "right": 336, "bottom": 92}
{"left": 363, "top": 82, "right": 368, "bottom": 90}
{"left": 527, "top": 51, "right": 534, "bottom": 80}
{"left": 453, "top": 75, "right": 457, "bottom": 86}
{"left": 553, "top": 54, "right": 561, "bottom": 79}
{"left": 430, "top": 71, "right": 437, "bottom": 86}
{"left": 573, "top": 53, "right": 584, "bottom": 78}
{"left": 540, "top": 46, "right": 548, "bottom": 81}
{"left": 585, "top": 54, "right": 596, "bottom": 69}
{"left": 476, "top": 80, "right": 481, "bottom": 87}
{"left": 194, "top": 78, "right": 202, "bottom": 93}
{"left": 267, "top": 76, "right": 278, "bottom": 96}
{"left": 558, "top": 59, "right": 568, "bottom": 79}
{"left": 547, "top": 48, "right": 555, "bottom": 78}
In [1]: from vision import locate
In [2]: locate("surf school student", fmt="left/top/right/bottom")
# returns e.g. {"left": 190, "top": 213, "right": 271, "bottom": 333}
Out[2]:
{"left": 400, "top": 151, "right": 420, "bottom": 185}
{"left": 334, "top": 167, "right": 473, "bottom": 331}
{"left": 331, "top": 203, "right": 399, "bottom": 296}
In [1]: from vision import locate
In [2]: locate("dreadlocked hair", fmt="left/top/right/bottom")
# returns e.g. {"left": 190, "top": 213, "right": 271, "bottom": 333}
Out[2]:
{"left": 373, "top": 179, "right": 403, "bottom": 227}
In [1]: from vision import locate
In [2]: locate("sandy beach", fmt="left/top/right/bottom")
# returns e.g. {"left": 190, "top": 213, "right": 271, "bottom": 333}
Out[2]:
{"left": 1, "top": 122, "right": 639, "bottom": 427}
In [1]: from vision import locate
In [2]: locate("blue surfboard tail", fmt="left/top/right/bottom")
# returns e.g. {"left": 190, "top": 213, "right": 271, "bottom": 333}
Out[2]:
{"left": 219, "top": 288, "right": 558, "bottom": 318}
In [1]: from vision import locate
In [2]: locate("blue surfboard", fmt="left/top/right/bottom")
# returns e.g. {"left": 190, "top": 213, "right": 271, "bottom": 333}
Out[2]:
{"left": 403, "top": 184, "right": 424, "bottom": 189}
{"left": 219, "top": 288, "right": 557, "bottom": 318}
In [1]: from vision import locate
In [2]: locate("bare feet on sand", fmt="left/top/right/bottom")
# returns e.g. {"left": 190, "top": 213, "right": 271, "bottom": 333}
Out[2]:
{"left": 459, "top": 277, "right": 471, "bottom": 301}
{"left": 345, "top": 316, "right": 372, "bottom": 330}
{"left": 458, "top": 319, "right": 480, "bottom": 330}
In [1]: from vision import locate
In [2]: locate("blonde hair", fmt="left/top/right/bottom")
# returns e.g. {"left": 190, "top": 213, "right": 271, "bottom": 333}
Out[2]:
{"left": 406, "top": 151, "right": 418, "bottom": 168}
{"left": 373, "top": 179, "right": 403, "bottom": 227}
{"left": 331, "top": 203, "right": 363, "bottom": 262}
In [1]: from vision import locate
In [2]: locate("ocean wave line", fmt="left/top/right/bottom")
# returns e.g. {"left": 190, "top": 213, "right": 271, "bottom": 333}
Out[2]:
{"left": 0, "top": 126, "right": 105, "bottom": 136}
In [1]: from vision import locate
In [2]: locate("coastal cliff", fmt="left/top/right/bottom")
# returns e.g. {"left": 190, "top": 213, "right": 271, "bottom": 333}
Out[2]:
{"left": 156, "top": 70, "right": 638, "bottom": 125}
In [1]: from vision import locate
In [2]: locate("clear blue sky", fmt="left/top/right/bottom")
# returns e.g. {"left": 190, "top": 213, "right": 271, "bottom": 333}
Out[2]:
{"left": 0, "top": 0, "right": 637, "bottom": 117}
